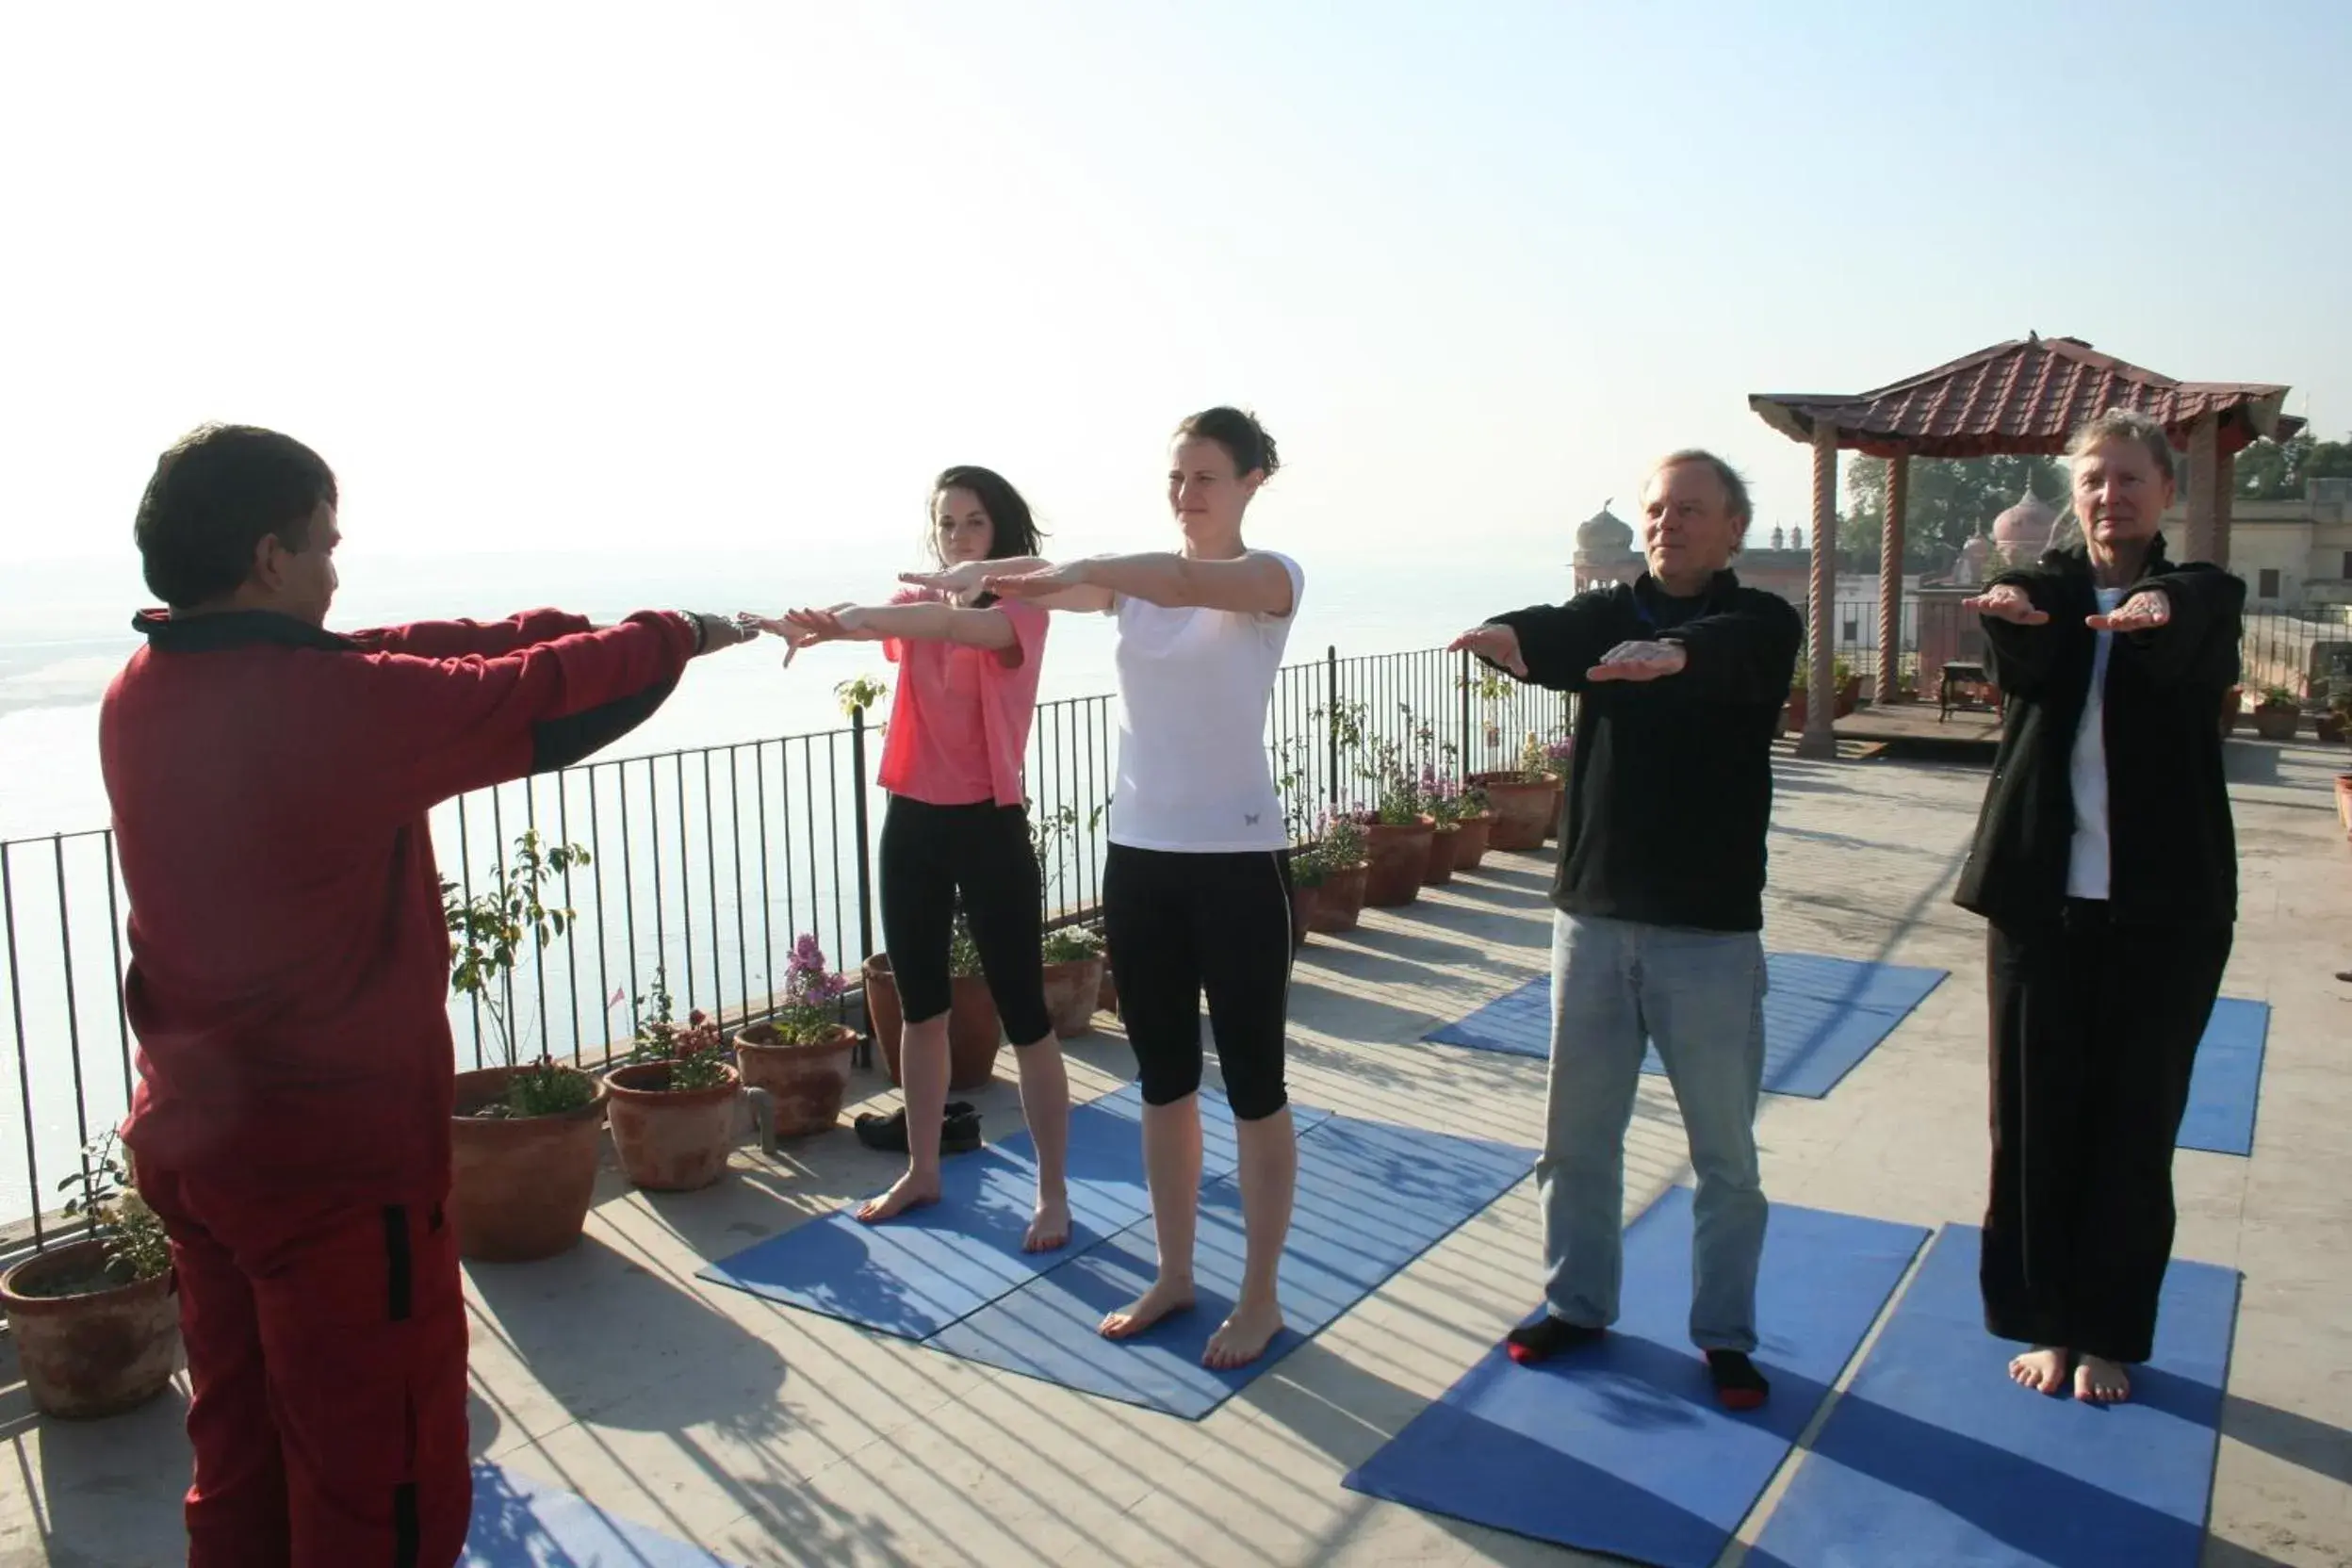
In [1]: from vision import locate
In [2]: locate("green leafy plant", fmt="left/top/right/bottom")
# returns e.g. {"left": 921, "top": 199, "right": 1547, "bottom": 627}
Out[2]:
{"left": 624, "top": 970, "right": 730, "bottom": 1090}
{"left": 443, "top": 831, "right": 598, "bottom": 1119}
{"left": 1290, "top": 812, "right": 1368, "bottom": 888}
{"left": 2256, "top": 684, "right": 2299, "bottom": 711}
{"left": 53, "top": 1132, "right": 169, "bottom": 1290}
{"left": 1041, "top": 923, "right": 1104, "bottom": 963}
{"left": 835, "top": 676, "right": 889, "bottom": 722}
{"left": 1518, "top": 730, "right": 1573, "bottom": 784}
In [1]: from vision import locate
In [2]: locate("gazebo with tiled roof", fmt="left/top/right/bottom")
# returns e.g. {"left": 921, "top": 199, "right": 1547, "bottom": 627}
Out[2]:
{"left": 1749, "top": 333, "right": 2301, "bottom": 758}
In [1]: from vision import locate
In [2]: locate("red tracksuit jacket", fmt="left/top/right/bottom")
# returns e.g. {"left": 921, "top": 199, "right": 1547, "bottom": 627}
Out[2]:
{"left": 98, "top": 607, "right": 700, "bottom": 1205}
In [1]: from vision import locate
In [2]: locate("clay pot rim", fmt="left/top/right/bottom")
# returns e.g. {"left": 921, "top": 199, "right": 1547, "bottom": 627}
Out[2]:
{"left": 601, "top": 1060, "right": 743, "bottom": 1102}
{"left": 451, "top": 1064, "right": 611, "bottom": 1124}
{"left": 1365, "top": 814, "right": 1436, "bottom": 834}
{"left": 733, "top": 1021, "right": 858, "bottom": 1056}
{"left": 0, "top": 1236, "right": 172, "bottom": 1312}
{"left": 1041, "top": 952, "right": 1106, "bottom": 975}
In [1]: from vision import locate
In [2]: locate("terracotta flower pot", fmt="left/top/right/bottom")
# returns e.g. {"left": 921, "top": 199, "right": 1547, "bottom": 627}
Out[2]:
{"left": 734, "top": 1021, "right": 858, "bottom": 1137}
{"left": 601, "top": 1062, "right": 741, "bottom": 1192}
{"left": 2253, "top": 705, "right": 2300, "bottom": 743}
{"left": 1097, "top": 958, "right": 1119, "bottom": 1018}
{"left": 1363, "top": 816, "right": 1435, "bottom": 907}
{"left": 1544, "top": 786, "right": 1564, "bottom": 841}
{"left": 1471, "top": 774, "right": 1557, "bottom": 852}
{"left": 863, "top": 956, "right": 1004, "bottom": 1092}
{"left": 1835, "top": 676, "right": 1860, "bottom": 718}
{"left": 1422, "top": 825, "right": 1463, "bottom": 886}
{"left": 2220, "top": 686, "right": 2243, "bottom": 735}
{"left": 1300, "top": 861, "right": 1369, "bottom": 933}
{"left": 1042, "top": 955, "right": 1106, "bottom": 1040}
{"left": 2336, "top": 775, "right": 2352, "bottom": 841}
{"left": 0, "top": 1241, "right": 179, "bottom": 1419}
{"left": 2315, "top": 713, "right": 2346, "bottom": 744}
{"left": 1452, "top": 812, "right": 1494, "bottom": 870}
{"left": 1288, "top": 882, "right": 1315, "bottom": 953}
{"left": 450, "top": 1066, "right": 609, "bottom": 1263}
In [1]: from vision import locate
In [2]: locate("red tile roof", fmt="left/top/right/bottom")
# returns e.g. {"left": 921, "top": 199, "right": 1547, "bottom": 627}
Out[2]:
{"left": 1750, "top": 335, "right": 2302, "bottom": 459}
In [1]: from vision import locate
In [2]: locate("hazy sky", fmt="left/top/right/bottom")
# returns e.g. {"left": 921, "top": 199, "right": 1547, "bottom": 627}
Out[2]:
{"left": 3, "top": 0, "right": 2346, "bottom": 578}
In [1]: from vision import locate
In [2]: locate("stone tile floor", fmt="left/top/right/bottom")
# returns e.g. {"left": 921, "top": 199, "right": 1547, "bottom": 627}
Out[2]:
{"left": 5, "top": 740, "right": 2348, "bottom": 1566}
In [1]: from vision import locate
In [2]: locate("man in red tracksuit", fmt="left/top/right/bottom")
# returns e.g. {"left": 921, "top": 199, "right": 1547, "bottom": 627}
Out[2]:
{"left": 98, "top": 423, "right": 756, "bottom": 1567}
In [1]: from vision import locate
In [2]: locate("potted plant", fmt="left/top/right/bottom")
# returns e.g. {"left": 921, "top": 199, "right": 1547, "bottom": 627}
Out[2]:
{"left": 2220, "top": 685, "right": 2244, "bottom": 736}
{"left": 1451, "top": 781, "right": 1496, "bottom": 871}
{"left": 2252, "top": 685, "right": 2301, "bottom": 743}
{"left": 1356, "top": 729, "right": 1437, "bottom": 906}
{"left": 1471, "top": 731, "right": 1565, "bottom": 852}
{"left": 864, "top": 906, "right": 1004, "bottom": 1091}
{"left": 1421, "top": 775, "right": 1468, "bottom": 887}
{"left": 1293, "top": 813, "right": 1370, "bottom": 935}
{"left": 600, "top": 974, "right": 740, "bottom": 1192}
{"left": 444, "top": 832, "right": 610, "bottom": 1263}
{"left": 1040, "top": 923, "right": 1107, "bottom": 1039}
{"left": 2312, "top": 683, "right": 2349, "bottom": 745}
{"left": 1833, "top": 656, "right": 1861, "bottom": 718}
{"left": 734, "top": 936, "right": 858, "bottom": 1137}
{"left": 0, "top": 1133, "right": 178, "bottom": 1419}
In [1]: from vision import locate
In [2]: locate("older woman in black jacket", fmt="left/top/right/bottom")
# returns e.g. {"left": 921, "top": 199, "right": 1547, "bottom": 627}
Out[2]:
{"left": 1953, "top": 407, "right": 2244, "bottom": 1406}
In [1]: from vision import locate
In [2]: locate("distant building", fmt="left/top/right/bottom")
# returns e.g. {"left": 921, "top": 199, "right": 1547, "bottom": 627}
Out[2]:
{"left": 1572, "top": 501, "right": 1640, "bottom": 593}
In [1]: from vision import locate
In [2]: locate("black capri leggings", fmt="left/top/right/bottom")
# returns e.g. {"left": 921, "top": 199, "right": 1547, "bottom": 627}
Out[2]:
{"left": 878, "top": 796, "right": 1054, "bottom": 1047}
{"left": 1102, "top": 843, "right": 1295, "bottom": 1121}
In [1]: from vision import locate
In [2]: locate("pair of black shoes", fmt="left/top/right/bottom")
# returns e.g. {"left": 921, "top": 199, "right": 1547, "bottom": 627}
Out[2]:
{"left": 852, "top": 1101, "right": 982, "bottom": 1154}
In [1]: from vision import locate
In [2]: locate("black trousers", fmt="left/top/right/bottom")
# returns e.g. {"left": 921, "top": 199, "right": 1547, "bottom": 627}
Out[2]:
{"left": 878, "top": 796, "right": 1054, "bottom": 1046}
{"left": 1982, "top": 906, "right": 2230, "bottom": 1364}
{"left": 1103, "top": 844, "right": 1295, "bottom": 1121}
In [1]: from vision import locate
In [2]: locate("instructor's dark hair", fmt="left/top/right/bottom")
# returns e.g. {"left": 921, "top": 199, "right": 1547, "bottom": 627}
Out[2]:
{"left": 133, "top": 424, "right": 337, "bottom": 608}
{"left": 928, "top": 465, "right": 1046, "bottom": 564}
{"left": 1174, "top": 407, "right": 1280, "bottom": 480}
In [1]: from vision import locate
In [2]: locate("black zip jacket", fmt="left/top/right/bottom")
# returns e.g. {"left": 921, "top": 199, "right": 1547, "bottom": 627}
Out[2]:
{"left": 1488, "top": 571, "right": 1802, "bottom": 933}
{"left": 1952, "top": 537, "right": 2242, "bottom": 928}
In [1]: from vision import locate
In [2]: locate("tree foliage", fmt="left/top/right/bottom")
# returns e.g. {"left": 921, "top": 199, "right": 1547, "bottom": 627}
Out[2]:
{"left": 1841, "top": 454, "right": 2073, "bottom": 571}
{"left": 2233, "top": 432, "right": 2352, "bottom": 500}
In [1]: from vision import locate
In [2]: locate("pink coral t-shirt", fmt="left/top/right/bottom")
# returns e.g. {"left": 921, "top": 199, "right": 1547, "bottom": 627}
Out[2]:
{"left": 875, "top": 587, "right": 1049, "bottom": 808}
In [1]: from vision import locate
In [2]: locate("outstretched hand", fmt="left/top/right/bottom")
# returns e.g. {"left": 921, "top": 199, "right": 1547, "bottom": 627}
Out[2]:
{"left": 2086, "top": 588, "right": 2169, "bottom": 633}
{"left": 983, "top": 562, "right": 1090, "bottom": 598}
{"left": 1963, "top": 584, "right": 2049, "bottom": 626}
{"left": 1586, "top": 640, "right": 1688, "bottom": 682}
{"left": 1448, "top": 623, "right": 1527, "bottom": 678}
{"left": 897, "top": 561, "right": 990, "bottom": 596}
{"left": 736, "top": 605, "right": 870, "bottom": 666}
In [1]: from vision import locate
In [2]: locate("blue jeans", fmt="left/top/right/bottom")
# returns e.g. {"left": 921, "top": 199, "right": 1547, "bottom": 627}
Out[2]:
{"left": 1538, "top": 912, "right": 1769, "bottom": 1352}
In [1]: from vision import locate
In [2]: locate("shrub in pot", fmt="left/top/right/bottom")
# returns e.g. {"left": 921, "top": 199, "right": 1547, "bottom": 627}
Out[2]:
{"left": 1421, "top": 780, "right": 1470, "bottom": 886}
{"left": 865, "top": 909, "right": 1003, "bottom": 1091}
{"left": 1039, "top": 923, "right": 1106, "bottom": 1039}
{"left": 0, "top": 1133, "right": 178, "bottom": 1419}
{"left": 1451, "top": 783, "right": 1495, "bottom": 870}
{"left": 2312, "top": 683, "right": 2350, "bottom": 745}
{"left": 602, "top": 974, "right": 740, "bottom": 1191}
{"left": 2251, "top": 685, "right": 2301, "bottom": 743}
{"left": 1293, "top": 814, "right": 1369, "bottom": 934}
{"left": 444, "top": 833, "right": 610, "bottom": 1263}
{"left": 735, "top": 935, "right": 858, "bottom": 1138}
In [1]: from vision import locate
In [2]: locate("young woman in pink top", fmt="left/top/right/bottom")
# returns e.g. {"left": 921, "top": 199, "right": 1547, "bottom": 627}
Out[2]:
{"left": 744, "top": 467, "right": 1071, "bottom": 1250}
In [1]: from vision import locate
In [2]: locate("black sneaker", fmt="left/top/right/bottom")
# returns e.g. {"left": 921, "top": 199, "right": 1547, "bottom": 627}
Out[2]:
{"left": 853, "top": 1102, "right": 981, "bottom": 1153}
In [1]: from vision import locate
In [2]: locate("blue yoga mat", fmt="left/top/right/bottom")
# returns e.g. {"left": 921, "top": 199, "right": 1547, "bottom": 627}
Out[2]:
{"left": 1344, "top": 1189, "right": 1928, "bottom": 1568}
{"left": 698, "top": 1084, "right": 1331, "bottom": 1340}
{"left": 465, "top": 1462, "right": 742, "bottom": 1567}
{"left": 925, "top": 1113, "right": 1536, "bottom": 1419}
{"left": 2179, "top": 998, "right": 2268, "bottom": 1156}
{"left": 1750, "top": 1225, "right": 2239, "bottom": 1568}
{"left": 1424, "top": 953, "right": 1949, "bottom": 1099}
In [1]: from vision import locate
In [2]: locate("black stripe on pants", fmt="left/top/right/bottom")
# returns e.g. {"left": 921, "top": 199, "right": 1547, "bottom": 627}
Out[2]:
{"left": 1981, "top": 905, "right": 2230, "bottom": 1364}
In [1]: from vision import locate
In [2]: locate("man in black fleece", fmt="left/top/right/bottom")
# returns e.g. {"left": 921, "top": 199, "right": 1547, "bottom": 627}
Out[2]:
{"left": 1451, "top": 449, "right": 1801, "bottom": 1409}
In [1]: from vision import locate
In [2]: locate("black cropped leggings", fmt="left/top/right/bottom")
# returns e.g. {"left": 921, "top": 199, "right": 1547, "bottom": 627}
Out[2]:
{"left": 1103, "top": 843, "right": 1295, "bottom": 1121}
{"left": 878, "top": 796, "right": 1054, "bottom": 1047}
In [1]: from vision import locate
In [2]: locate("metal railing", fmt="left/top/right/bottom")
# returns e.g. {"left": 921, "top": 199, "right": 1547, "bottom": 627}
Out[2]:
{"left": 0, "top": 645, "right": 1571, "bottom": 1253}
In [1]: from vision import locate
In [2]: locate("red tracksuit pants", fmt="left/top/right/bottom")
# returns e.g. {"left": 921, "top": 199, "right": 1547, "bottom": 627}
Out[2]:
{"left": 137, "top": 1169, "right": 472, "bottom": 1567}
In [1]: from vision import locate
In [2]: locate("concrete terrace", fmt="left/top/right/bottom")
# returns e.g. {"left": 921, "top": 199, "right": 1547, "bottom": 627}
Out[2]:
{"left": 5, "top": 742, "right": 2350, "bottom": 1568}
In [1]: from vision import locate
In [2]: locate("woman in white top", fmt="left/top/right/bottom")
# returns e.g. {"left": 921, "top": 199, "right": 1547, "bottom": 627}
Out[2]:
{"left": 1953, "top": 407, "right": 2244, "bottom": 1405}
{"left": 904, "top": 407, "right": 1303, "bottom": 1369}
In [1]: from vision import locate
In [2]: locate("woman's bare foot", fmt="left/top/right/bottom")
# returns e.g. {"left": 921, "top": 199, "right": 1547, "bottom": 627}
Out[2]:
{"left": 2075, "top": 1354, "right": 2132, "bottom": 1404}
{"left": 1099, "top": 1275, "right": 1195, "bottom": 1340}
{"left": 854, "top": 1169, "right": 941, "bottom": 1224}
{"left": 2008, "top": 1346, "right": 2071, "bottom": 1395}
{"left": 1203, "top": 1296, "right": 1284, "bottom": 1370}
{"left": 1023, "top": 1192, "right": 1071, "bottom": 1252}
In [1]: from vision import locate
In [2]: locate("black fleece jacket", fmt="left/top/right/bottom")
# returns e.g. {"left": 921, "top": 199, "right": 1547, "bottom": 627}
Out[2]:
{"left": 1487, "top": 571, "right": 1802, "bottom": 933}
{"left": 1952, "top": 537, "right": 2243, "bottom": 929}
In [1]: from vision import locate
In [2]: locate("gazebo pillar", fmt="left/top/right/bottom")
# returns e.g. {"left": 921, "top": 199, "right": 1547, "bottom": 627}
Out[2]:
{"left": 2210, "top": 443, "right": 2235, "bottom": 568}
{"left": 2183, "top": 414, "right": 2221, "bottom": 564}
{"left": 1798, "top": 422, "right": 1839, "bottom": 760}
{"left": 1877, "top": 452, "right": 1908, "bottom": 705}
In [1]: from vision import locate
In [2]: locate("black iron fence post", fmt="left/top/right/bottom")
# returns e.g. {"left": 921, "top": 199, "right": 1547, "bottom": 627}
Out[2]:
{"left": 1458, "top": 647, "right": 1473, "bottom": 780}
{"left": 850, "top": 707, "right": 875, "bottom": 968}
{"left": 1324, "top": 645, "right": 1340, "bottom": 811}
